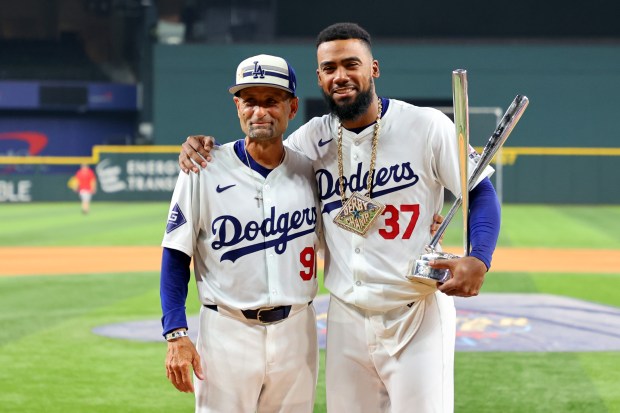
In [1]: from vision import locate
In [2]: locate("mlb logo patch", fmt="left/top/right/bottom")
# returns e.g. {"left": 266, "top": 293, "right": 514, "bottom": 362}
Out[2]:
{"left": 166, "top": 203, "right": 187, "bottom": 233}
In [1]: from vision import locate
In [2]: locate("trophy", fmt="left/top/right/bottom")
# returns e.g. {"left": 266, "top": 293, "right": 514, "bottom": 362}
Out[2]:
{"left": 406, "top": 69, "right": 530, "bottom": 283}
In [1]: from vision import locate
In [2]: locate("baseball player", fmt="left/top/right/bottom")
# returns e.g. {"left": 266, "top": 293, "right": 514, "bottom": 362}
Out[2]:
{"left": 72, "top": 163, "right": 97, "bottom": 214}
{"left": 160, "top": 54, "right": 321, "bottom": 413}
{"left": 178, "top": 23, "right": 501, "bottom": 413}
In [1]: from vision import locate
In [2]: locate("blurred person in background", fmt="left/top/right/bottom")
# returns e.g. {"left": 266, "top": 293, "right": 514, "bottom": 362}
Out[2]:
{"left": 70, "top": 163, "right": 97, "bottom": 214}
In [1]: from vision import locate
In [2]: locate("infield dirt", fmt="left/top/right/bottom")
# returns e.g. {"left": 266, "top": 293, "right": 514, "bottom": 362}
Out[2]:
{"left": 1, "top": 246, "right": 619, "bottom": 276}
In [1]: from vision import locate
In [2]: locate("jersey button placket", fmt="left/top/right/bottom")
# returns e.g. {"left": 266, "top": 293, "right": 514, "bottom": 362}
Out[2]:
{"left": 350, "top": 138, "right": 364, "bottom": 295}
{"left": 266, "top": 251, "right": 278, "bottom": 302}
{"left": 264, "top": 183, "right": 276, "bottom": 304}
{"left": 263, "top": 178, "right": 274, "bottom": 297}
{"left": 263, "top": 183, "right": 272, "bottom": 208}
{"left": 351, "top": 241, "right": 365, "bottom": 292}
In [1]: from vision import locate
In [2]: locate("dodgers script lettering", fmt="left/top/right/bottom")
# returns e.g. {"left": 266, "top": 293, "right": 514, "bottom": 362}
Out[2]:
{"left": 211, "top": 206, "right": 317, "bottom": 262}
{"left": 317, "top": 161, "right": 419, "bottom": 214}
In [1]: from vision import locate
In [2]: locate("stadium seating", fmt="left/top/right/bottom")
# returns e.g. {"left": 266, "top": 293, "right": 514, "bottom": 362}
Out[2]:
{"left": 0, "top": 34, "right": 109, "bottom": 81}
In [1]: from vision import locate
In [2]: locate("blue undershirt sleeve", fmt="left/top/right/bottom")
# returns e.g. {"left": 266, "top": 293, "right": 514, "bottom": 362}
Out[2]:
{"left": 468, "top": 177, "right": 501, "bottom": 271}
{"left": 160, "top": 247, "right": 192, "bottom": 336}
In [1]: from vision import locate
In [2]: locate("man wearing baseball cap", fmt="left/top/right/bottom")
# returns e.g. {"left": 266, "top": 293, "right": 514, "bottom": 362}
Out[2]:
{"left": 160, "top": 54, "right": 321, "bottom": 412}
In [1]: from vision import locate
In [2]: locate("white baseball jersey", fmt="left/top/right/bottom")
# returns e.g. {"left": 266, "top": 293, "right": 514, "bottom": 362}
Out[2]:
{"left": 285, "top": 99, "right": 493, "bottom": 312}
{"left": 162, "top": 141, "right": 320, "bottom": 309}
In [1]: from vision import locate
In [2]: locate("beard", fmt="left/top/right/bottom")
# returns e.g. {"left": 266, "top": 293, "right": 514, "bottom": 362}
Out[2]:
{"left": 247, "top": 124, "right": 277, "bottom": 141}
{"left": 322, "top": 79, "right": 374, "bottom": 122}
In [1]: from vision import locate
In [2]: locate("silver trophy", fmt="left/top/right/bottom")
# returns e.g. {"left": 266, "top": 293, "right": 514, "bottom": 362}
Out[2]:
{"left": 407, "top": 70, "right": 530, "bottom": 284}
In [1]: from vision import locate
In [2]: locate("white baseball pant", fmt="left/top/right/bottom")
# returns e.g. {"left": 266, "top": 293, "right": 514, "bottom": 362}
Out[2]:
{"left": 194, "top": 304, "right": 318, "bottom": 413}
{"left": 326, "top": 291, "right": 456, "bottom": 413}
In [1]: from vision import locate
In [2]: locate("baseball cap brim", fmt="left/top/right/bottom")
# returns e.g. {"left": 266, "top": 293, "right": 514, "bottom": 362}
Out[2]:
{"left": 229, "top": 83, "right": 295, "bottom": 95}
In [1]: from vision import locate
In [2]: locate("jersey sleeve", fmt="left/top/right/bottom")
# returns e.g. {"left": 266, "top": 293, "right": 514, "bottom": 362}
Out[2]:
{"left": 284, "top": 123, "right": 308, "bottom": 154}
{"left": 468, "top": 177, "right": 501, "bottom": 270}
{"left": 160, "top": 247, "right": 191, "bottom": 335}
{"left": 284, "top": 119, "right": 324, "bottom": 161}
{"left": 161, "top": 168, "right": 202, "bottom": 257}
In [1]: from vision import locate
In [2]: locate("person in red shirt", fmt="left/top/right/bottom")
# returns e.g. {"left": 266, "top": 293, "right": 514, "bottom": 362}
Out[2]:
{"left": 73, "top": 163, "right": 97, "bottom": 214}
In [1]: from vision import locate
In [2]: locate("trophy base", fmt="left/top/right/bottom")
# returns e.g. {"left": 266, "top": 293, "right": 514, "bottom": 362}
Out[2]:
{"left": 406, "top": 251, "right": 459, "bottom": 284}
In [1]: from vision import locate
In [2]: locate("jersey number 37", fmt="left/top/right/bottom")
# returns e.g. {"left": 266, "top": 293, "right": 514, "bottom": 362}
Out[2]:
{"left": 378, "top": 204, "right": 420, "bottom": 240}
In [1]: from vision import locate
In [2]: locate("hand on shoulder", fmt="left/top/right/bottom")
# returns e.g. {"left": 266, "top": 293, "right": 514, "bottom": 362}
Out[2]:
{"left": 179, "top": 135, "right": 216, "bottom": 174}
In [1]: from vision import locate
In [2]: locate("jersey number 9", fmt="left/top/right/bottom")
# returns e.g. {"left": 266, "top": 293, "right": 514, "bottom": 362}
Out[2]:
{"left": 299, "top": 246, "right": 316, "bottom": 281}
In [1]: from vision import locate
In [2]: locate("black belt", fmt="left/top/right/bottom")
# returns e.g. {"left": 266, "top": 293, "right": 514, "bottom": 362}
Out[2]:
{"left": 205, "top": 301, "right": 312, "bottom": 324}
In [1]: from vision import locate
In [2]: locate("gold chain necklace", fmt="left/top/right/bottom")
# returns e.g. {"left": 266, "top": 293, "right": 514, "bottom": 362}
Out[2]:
{"left": 333, "top": 98, "right": 386, "bottom": 236}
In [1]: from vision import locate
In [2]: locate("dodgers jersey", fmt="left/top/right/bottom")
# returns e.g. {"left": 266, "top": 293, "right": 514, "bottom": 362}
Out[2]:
{"left": 285, "top": 98, "right": 493, "bottom": 312}
{"left": 162, "top": 141, "right": 320, "bottom": 310}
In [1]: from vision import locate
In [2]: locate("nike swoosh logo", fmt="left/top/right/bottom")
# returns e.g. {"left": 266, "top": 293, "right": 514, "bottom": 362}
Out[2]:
{"left": 318, "top": 137, "right": 333, "bottom": 147}
{"left": 216, "top": 184, "right": 236, "bottom": 193}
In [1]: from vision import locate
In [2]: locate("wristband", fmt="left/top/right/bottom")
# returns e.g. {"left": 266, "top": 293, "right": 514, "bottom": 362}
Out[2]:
{"left": 165, "top": 330, "right": 188, "bottom": 341}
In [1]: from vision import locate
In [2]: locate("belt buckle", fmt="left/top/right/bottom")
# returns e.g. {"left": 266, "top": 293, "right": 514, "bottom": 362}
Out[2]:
{"left": 256, "top": 306, "right": 275, "bottom": 324}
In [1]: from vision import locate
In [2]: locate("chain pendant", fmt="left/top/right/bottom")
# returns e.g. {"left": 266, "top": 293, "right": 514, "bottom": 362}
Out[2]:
{"left": 333, "top": 192, "right": 386, "bottom": 237}
{"left": 334, "top": 98, "right": 384, "bottom": 236}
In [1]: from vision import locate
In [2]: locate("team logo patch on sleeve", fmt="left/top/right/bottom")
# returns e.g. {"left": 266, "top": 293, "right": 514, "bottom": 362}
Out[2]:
{"left": 166, "top": 203, "right": 187, "bottom": 233}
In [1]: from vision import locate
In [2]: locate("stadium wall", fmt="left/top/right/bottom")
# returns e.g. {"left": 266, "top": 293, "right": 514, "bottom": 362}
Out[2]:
{"left": 151, "top": 43, "right": 620, "bottom": 204}
{"left": 0, "top": 146, "right": 179, "bottom": 202}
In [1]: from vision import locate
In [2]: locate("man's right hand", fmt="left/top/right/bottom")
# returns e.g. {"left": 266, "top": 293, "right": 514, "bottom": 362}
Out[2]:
{"left": 179, "top": 135, "right": 216, "bottom": 174}
{"left": 165, "top": 336, "right": 205, "bottom": 393}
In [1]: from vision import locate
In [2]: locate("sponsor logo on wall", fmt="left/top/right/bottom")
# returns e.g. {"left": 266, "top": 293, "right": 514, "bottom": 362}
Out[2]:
{"left": 96, "top": 157, "right": 178, "bottom": 194}
{"left": 0, "top": 180, "right": 32, "bottom": 202}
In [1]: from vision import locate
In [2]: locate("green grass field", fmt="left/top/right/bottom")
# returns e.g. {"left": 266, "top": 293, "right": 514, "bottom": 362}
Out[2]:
{"left": 1, "top": 203, "right": 619, "bottom": 412}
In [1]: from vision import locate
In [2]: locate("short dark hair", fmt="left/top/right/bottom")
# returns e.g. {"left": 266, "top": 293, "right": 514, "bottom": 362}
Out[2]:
{"left": 315, "top": 22, "right": 372, "bottom": 48}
